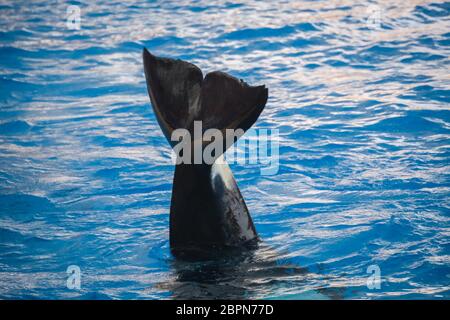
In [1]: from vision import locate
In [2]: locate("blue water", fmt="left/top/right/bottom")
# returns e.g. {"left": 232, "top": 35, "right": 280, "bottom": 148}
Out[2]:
{"left": 0, "top": 0, "right": 449, "bottom": 299}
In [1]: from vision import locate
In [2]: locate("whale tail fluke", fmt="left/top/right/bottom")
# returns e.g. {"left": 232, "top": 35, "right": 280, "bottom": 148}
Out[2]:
{"left": 143, "top": 48, "right": 268, "bottom": 147}
{"left": 143, "top": 48, "right": 268, "bottom": 257}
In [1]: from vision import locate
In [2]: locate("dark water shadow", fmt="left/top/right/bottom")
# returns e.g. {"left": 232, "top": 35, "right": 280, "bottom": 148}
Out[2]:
{"left": 155, "top": 243, "right": 346, "bottom": 299}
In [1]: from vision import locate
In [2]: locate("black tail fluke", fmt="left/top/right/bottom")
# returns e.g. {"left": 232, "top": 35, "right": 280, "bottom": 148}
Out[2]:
{"left": 143, "top": 48, "right": 268, "bottom": 154}
{"left": 143, "top": 48, "right": 267, "bottom": 257}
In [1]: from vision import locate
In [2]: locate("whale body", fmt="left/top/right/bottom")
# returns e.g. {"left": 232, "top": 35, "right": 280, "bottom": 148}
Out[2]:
{"left": 142, "top": 48, "right": 268, "bottom": 259}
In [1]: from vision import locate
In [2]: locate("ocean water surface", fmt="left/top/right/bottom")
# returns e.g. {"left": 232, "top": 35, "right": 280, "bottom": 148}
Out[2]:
{"left": 0, "top": 0, "right": 449, "bottom": 299}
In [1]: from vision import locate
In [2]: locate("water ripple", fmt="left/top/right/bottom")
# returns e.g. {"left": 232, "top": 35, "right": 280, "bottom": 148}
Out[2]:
{"left": 0, "top": 0, "right": 449, "bottom": 299}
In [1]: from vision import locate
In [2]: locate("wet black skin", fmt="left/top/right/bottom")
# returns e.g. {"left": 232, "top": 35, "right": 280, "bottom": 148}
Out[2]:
{"left": 142, "top": 48, "right": 268, "bottom": 259}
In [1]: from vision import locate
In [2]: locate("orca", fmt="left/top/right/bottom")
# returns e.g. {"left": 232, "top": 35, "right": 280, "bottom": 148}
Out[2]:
{"left": 142, "top": 48, "right": 268, "bottom": 259}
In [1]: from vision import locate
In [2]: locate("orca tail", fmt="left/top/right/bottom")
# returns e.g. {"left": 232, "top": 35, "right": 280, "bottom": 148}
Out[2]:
{"left": 142, "top": 48, "right": 268, "bottom": 257}
{"left": 142, "top": 48, "right": 268, "bottom": 153}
